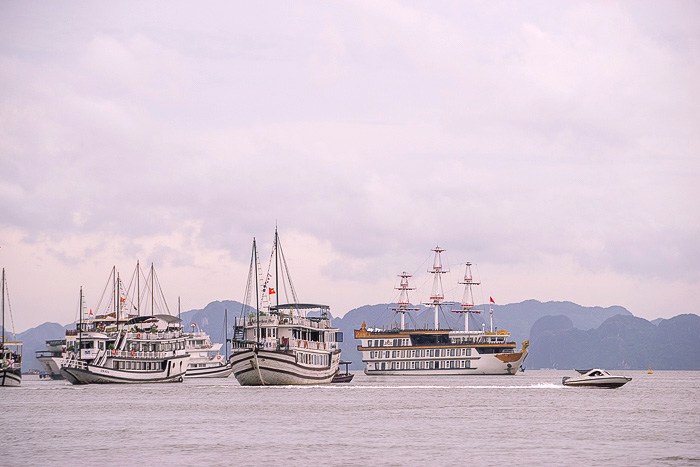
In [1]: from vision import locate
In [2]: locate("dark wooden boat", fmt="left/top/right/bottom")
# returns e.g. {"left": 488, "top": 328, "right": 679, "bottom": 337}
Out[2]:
{"left": 332, "top": 360, "right": 354, "bottom": 383}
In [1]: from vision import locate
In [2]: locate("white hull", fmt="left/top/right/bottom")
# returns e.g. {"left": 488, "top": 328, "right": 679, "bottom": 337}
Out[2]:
{"left": 37, "top": 355, "right": 65, "bottom": 379}
{"left": 60, "top": 355, "right": 190, "bottom": 384}
{"left": 185, "top": 362, "right": 234, "bottom": 378}
{"left": 230, "top": 348, "right": 340, "bottom": 386}
{"left": 364, "top": 351, "right": 528, "bottom": 376}
{"left": 0, "top": 369, "right": 22, "bottom": 387}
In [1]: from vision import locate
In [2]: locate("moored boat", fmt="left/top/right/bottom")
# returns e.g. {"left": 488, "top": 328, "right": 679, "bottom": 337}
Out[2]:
{"left": 59, "top": 264, "right": 190, "bottom": 384}
{"left": 1, "top": 268, "right": 22, "bottom": 387}
{"left": 229, "top": 229, "right": 342, "bottom": 386}
{"left": 332, "top": 360, "right": 354, "bottom": 383}
{"left": 355, "top": 247, "right": 528, "bottom": 376}
{"left": 36, "top": 339, "right": 66, "bottom": 379}
{"left": 562, "top": 368, "right": 632, "bottom": 388}
{"left": 184, "top": 328, "right": 233, "bottom": 378}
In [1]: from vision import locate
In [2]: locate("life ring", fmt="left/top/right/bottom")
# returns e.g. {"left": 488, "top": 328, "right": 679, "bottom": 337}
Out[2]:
{"left": 137, "top": 333, "right": 141, "bottom": 339}
{"left": 131, "top": 350, "right": 135, "bottom": 356}
{"left": 216, "top": 355, "right": 222, "bottom": 360}
{"left": 112, "top": 349, "right": 116, "bottom": 356}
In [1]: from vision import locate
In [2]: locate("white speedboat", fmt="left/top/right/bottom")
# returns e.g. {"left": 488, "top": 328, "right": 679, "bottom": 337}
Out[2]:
{"left": 562, "top": 368, "right": 632, "bottom": 388}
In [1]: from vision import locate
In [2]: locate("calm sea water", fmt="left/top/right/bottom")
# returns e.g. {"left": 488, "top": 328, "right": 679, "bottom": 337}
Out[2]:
{"left": 3, "top": 370, "right": 699, "bottom": 466}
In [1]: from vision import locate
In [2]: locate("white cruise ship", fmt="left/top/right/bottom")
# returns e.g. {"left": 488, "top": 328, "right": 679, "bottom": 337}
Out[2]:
{"left": 229, "top": 230, "right": 342, "bottom": 386}
{"left": 184, "top": 329, "right": 233, "bottom": 378}
{"left": 355, "top": 247, "right": 528, "bottom": 376}
{"left": 59, "top": 264, "right": 190, "bottom": 384}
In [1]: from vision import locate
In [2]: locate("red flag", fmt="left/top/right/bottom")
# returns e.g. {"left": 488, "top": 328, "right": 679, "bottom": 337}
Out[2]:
{"left": 269, "top": 287, "right": 275, "bottom": 295}
{"left": 89, "top": 309, "right": 93, "bottom": 316}
{"left": 120, "top": 297, "right": 125, "bottom": 303}
{"left": 490, "top": 296, "right": 495, "bottom": 304}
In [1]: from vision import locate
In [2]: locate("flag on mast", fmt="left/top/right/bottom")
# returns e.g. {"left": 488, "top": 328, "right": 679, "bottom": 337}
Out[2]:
{"left": 490, "top": 296, "right": 495, "bottom": 304}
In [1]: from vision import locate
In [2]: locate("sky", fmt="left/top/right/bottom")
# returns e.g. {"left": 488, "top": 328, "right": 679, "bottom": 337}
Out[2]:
{"left": 1, "top": 1, "right": 699, "bottom": 332}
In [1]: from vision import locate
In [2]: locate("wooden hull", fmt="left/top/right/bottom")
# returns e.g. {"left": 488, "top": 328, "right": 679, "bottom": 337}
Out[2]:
{"left": 185, "top": 362, "right": 234, "bottom": 378}
{"left": 364, "top": 350, "right": 528, "bottom": 376}
{"left": 230, "top": 348, "right": 340, "bottom": 386}
{"left": 331, "top": 373, "right": 354, "bottom": 383}
{"left": 0, "top": 368, "right": 22, "bottom": 387}
{"left": 60, "top": 355, "right": 190, "bottom": 384}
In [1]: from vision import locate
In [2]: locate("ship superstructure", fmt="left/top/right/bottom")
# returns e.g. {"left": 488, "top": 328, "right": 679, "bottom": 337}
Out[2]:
{"left": 355, "top": 246, "right": 528, "bottom": 376}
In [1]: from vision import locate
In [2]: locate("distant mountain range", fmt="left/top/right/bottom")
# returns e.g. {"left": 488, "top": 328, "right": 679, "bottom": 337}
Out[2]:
{"left": 6, "top": 299, "right": 699, "bottom": 372}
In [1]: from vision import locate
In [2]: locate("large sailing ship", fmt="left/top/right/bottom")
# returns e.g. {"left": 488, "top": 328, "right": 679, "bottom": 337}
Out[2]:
{"left": 355, "top": 246, "right": 528, "bottom": 376}
{"left": 1, "top": 268, "right": 22, "bottom": 387}
{"left": 229, "top": 229, "right": 342, "bottom": 386}
{"left": 60, "top": 263, "right": 190, "bottom": 384}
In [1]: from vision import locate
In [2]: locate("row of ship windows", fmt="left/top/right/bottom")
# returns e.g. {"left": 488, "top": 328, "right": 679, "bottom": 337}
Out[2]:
{"left": 369, "top": 348, "right": 472, "bottom": 359}
{"left": 113, "top": 361, "right": 164, "bottom": 371}
{"left": 366, "top": 339, "right": 410, "bottom": 347}
{"left": 297, "top": 353, "right": 329, "bottom": 366}
{"left": 370, "top": 360, "right": 471, "bottom": 370}
{"left": 128, "top": 342, "right": 184, "bottom": 352}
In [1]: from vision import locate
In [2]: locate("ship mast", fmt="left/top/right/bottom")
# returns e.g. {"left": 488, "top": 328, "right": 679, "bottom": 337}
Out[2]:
{"left": 424, "top": 246, "right": 448, "bottom": 330}
{"left": 453, "top": 262, "right": 481, "bottom": 331}
{"left": 1, "top": 268, "right": 5, "bottom": 347}
{"left": 390, "top": 272, "right": 419, "bottom": 330}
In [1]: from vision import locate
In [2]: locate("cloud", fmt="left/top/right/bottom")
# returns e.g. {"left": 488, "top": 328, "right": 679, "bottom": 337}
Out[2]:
{"left": 1, "top": 1, "right": 698, "bottom": 330}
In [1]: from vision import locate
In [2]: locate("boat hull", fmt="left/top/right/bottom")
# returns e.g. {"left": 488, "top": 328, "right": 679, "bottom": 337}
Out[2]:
{"left": 60, "top": 355, "right": 190, "bottom": 384}
{"left": 332, "top": 373, "right": 354, "bottom": 383}
{"left": 0, "top": 368, "right": 22, "bottom": 387}
{"left": 185, "top": 362, "right": 234, "bottom": 378}
{"left": 562, "top": 376, "right": 632, "bottom": 388}
{"left": 230, "top": 348, "right": 340, "bottom": 386}
{"left": 363, "top": 350, "right": 527, "bottom": 376}
{"left": 37, "top": 355, "right": 65, "bottom": 380}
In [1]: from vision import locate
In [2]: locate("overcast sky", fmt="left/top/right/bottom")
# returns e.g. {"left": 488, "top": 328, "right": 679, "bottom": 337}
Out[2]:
{"left": 1, "top": 1, "right": 698, "bottom": 332}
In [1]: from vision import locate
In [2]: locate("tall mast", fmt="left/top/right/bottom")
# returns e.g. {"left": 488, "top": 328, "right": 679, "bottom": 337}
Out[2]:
{"left": 78, "top": 286, "right": 83, "bottom": 356}
{"left": 178, "top": 296, "right": 181, "bottom": 321}
{"left": 424, "top": 246, "right": 448, "bottom": 329}
{"left": 390, "top": 272, "right": 419, "bottom": 330}
{"left": 137, "top": 260, "right": 140, "bottom": 316}
{"left": 253, "top": 238, "right": 260, "bottom": 348}
{"left": 275, "top": 227, "right": 279, "bottom": 309}
{"left": 112, "top": 266, "right": 117, "bottom": 324}
{"left": 1, "top": 268, "right": 5, "bottom": 347}
{"left": 151, "top": 263, "right": 154, "bottom": 316}
{"left": 224, "top": 308, "right": 228, "bottom": 360}
{"left": 454, "top": 262, "right": 481, "bottom": 331}
{"left": 117, "top": 272, "right": 121, "bottom": 325}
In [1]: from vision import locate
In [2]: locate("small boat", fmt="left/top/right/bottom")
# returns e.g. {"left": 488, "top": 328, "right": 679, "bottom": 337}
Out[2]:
{"left": 1, "top": 268, "right": 22, "bottom": 387}
{"left": 562, "top": 368, "right": 632, "bottom": 388}
{"left": 332, "top": 361, "right": 354, "bottom": 383}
